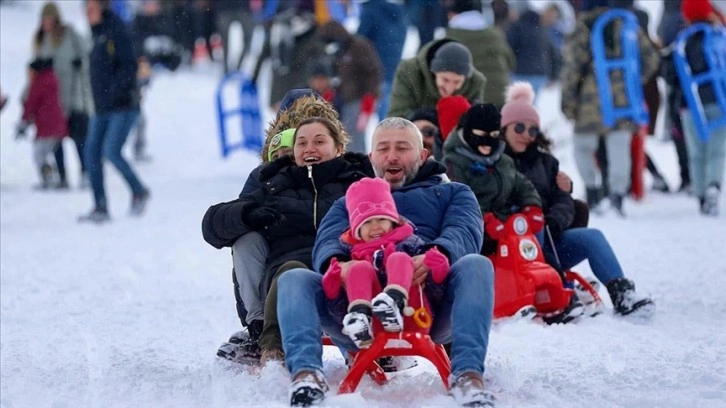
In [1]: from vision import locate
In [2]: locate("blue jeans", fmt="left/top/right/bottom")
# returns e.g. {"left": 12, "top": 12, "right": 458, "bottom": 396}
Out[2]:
{"left": 85, "top": 110, "right": 145, "bottom": 210}
{"left": 277, "top": 254, "right": 495, "bottom": 378}
{"left": 681, "top": 104, "right": 726, "bottom": 197}
{"left": 538, "top": 228, "right": 624, "bottom": 286}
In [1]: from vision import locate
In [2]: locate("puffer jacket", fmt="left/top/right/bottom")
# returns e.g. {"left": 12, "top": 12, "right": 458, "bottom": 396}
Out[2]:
{"left": 313, "top": 160, "right": 483, "bottom": 305}
{"left": 560, "top": 7, "right": 659, "bottom": 134}
{"left": 202, "top": 153, "right": 374, "bottom": 273}
{"left": 387, "top": 38, "right": 487, "bottom": 118}
{"left": 505, "top": 145, "right": 574, "bottom": 237}
{"left": 442, "top": 129, "right": 541, "bottom": 222}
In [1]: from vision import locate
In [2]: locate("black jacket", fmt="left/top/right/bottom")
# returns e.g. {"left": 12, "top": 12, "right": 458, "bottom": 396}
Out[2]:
{"left": 202, "top": 152, "right": 374, "bottom": 271}
{"left": 505, "top": 145, "right": 574, "bottom": 238}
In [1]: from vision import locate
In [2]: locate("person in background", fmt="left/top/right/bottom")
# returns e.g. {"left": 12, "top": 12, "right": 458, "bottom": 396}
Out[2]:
{"left": 215, "top": 0, "right": 258, "bottom": 74}
{"left": 33, "top": 2, "right": 94, "bottom": 189}
{"left": 408, "top": 107, "right": 441, "bottom": 160}
{"left": 357, "top": 0, "right": 407, "bottom": 121}
{"left": 79, "top": 0, "right": 150, "bottom": 223}
{"left": 672, "top": 0, "right": 726, "bottom": 215}
{"left": 387, "top": 39, "right": 486, "bottom": 119}
{"left": 501, "top": 81, "right": 655, "bottom": 317}
{"left": 306, "top": 59, "right": 344, "bottom": 115}
{"left": 444, "top": 0, "right": 515, "bottom": 109}
{"left": 15, "top": 58, "right": 68, "bottom": 190}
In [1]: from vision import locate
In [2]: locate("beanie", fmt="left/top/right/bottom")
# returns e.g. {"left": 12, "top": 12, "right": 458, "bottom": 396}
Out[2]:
{"left": 278, "top": 89, "right": 321, "bottom": 114}
{"left": 408, "top": 108, "right": 439, "bottom": 128}
{"left": 430, "top": 42, "right": 473, "bottom": 78}
{"left": 459, "top": 103, "right": 501, "bottom": 151}
{"left": 267, "top": 128, "right": 296, "bottom": 161}
{"left": 500, "top": 82, "right": 540, "bottom": 128}
{"left": 346, "top": 178, "right": 400, "bottom": 240}
{"left": 437, "top": 95, "right": 471, "bottom": 140}
{"left": 682, "top": 0, "right": 713, "bottom": 22}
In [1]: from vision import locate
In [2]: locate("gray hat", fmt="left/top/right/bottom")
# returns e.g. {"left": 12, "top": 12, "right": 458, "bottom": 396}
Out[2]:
{"left": 429, "top": 42, "right": 473, "bottom": 78}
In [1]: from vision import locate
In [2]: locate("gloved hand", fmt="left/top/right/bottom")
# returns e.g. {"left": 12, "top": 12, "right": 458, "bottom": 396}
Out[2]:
{"left": 14, "top": 121, "right": 29, "bottom": 140}
{"left": 484, "top": 212, "right": 505, "bottom": 240}
{"left": 244, "top": 206, "right": 283, "bottom": 229}
{"left": 356, "top": 93, "right": 376, "bottom": 132}
{"left": 372, "top": 242, "right": 396, "bottom": 271}
{"left": 523, "top": 206, "right": 545, "bottom": 233}
{"left": 322, "top": 258, "right": 342, "bottom": 299}
{"left": 424, "top": 247, "right": 449, "bottom": 284}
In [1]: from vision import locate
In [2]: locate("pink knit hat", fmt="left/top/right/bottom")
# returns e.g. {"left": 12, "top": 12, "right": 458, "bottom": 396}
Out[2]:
{"left": 500, "top": 82, "right": 540, "bottom": 128}
{"left": 346, "top": 178, "right": 400, "bottom": 239}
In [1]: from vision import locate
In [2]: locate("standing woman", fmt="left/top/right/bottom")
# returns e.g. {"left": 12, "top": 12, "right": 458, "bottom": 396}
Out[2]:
{"left": 33, "top": 2, "right": 94, "bottom": 189}
{"left": 79, "top": 0, "right": 150, "bottom": 223}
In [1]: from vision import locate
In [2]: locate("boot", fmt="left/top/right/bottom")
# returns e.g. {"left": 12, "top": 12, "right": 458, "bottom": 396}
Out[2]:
{"left": 450, "top": 371, "right": 496, "bottom": 407}
{"left": 610, "top": 194, "right": 625, "bottom": 217}
{"left": 586, "top": 187, "right": 603, "bottom": 214}
{"left": 700, "top": 184, "right": 720, "bottom": 216}
{"left": 289, "top": 369, "right": 328, "bottom": 407}
{"left": 342, "top": 304, "right": 373, "bottom": 348}
{"left": 77, "top": 207, "right": 110, "bottom": 223}
{"left": 372, "top": 288, "right": 406, "bottom": 332}
{"left": 606, "top": 278, "right": 655, "bottom": 317}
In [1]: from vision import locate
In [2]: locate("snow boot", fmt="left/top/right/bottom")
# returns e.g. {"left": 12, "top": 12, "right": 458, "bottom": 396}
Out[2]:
{"left": 606, "top": 278, "right": 655, "bottom": 317}
{"left": 542, "top": 297, "right": 585, "bottom": 325}
{"left": 130, "top": 189, "right": 151, "bottom": 216}
{"left": 372, "top": 289, "right": 405, "bottom": 332}
{"left": 450, "top": 371, "right": 496, "bottom": 407}
{"left": 289, "top": 369, "right": 328, "bottom": 407}
{"left": 78, "top": 207, "right": 110, "bottom": 224}
{"left": 216, "top": 320, "right": 263, "bottom": 365}
{"left": 342, "top": 306, "right": 374, "bottom": 349}
{"left": 574, "top": 279, "right": 603, "bottom": 316}
{"left": 586, "top": 187, "right": 603, "bottom": 214}
{"left": 610, "top": 194, "right": 625, "bottom": 217}
{"left": 700, "top": 184, "right": 720, "bottom": 216}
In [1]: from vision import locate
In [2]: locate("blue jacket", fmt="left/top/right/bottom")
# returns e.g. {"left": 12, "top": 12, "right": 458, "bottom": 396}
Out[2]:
{"left": 89, "top": 10, "right": 138, "bottom": 114}
{"left": 313, "top": 160, "right": 483, "bottom": 273}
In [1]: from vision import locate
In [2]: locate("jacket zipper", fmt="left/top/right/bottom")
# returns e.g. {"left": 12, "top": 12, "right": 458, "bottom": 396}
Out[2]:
{"left": 308, "top": 165, "right": 319, "bottom": 231}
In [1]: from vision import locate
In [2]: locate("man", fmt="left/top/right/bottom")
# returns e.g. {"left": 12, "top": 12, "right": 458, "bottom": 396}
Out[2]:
{"left": 79, "top": 0, "right": 149, "bottom": 223}
{"left": 387, "top": 39, "right": 486, "bottom": 119}
{"left": 277, "top": 117, "right": 496, "bottom": 407}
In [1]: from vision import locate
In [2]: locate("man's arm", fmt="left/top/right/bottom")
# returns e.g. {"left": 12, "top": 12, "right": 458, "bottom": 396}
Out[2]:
{"left": 430, "top": 183, "right": 484, "bottom": 263}
{"left": 312, "top": 198, "right": 352, "bottom": 272}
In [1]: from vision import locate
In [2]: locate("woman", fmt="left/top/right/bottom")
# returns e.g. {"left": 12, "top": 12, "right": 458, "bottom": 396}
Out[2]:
{"left": 501, "top": 82, "right": 655, "bottom": 317}
{"left": 202, "top": 116, "right": 374, "bottom": 365}
{"left": 33, "top": 2, "right": 94, "bottom": 189}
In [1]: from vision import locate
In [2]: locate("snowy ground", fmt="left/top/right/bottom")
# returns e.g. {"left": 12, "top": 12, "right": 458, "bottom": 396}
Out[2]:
{"left": 2, "top": 2, "right": 725, "bottom": 408}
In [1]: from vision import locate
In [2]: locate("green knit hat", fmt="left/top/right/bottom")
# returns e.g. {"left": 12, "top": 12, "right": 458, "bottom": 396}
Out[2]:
{"left": 267, "top": 128, "right": 296, "bottom": 161}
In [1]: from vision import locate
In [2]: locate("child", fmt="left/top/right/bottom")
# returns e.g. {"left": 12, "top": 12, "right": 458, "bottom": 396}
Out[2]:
{"left": 322, "top": 177, "right": 450, "bottom": 348}
{"left": 16, "top": 58, "right": 68, "bottom": 189}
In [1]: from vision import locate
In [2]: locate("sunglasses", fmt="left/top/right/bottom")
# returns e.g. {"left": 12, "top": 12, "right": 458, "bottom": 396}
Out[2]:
{"left": 513, "top": 123, "right": 539, "bottom": 138}
{"left": 420, "top": 126, "right": 438, "bottom": 138}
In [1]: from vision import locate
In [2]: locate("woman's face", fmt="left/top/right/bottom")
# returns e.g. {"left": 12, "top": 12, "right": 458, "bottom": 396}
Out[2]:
{"left": 41, "top": 16, "right": 56, "bottom": 33}
{"left": 504, "top": 119, "right": 539, "bottom": 153}
{"left": 293, "top": 122, "right": 341, "bottom": 166}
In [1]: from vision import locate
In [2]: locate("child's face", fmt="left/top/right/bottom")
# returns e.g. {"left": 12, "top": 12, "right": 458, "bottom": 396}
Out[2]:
{"left": 359, "top": 218, "right": 394, "bottom": 241}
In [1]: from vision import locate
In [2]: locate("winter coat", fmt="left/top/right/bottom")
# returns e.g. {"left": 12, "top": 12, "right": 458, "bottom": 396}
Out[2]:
{"left": 317, "top": 21, "right": 382, "bottom": 103}
{"left": 34, "top": 26, "right": 94, "bottom": 116}
{"left": 357, "top": 0, "right": 407, "bottom": 84}
{"left": 313, "top": 160, "right": 483, "bottom": 305}
{"left": 22, "top": 69, "right": 68, "bottom": 139}
{"left": 442, "top": 129, "right": 541, "bottom": 222}
{"left": 560, "top": 7, "right": 659, "bottom": 134}
{"left": 505, "top": 145, "right": 574, "bottom": 238}
{"left": 202, "top": 153, "right": 374, "bottom": 278}
{"left": 89, "top": 10, "right": 139, "bottom": 114}
{"left": 387, "top": 38, "right": 487, "bottom": 118}
{"left": 446, "top": 25, "right": 515, "bottom": 108}
{"left": 506, "top": 10, "right": 557, "bottom": 78}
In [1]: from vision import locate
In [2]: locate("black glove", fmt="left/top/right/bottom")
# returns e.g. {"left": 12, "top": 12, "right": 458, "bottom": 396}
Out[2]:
{"left": 244, "top": 207, "right": 284, "bottom": 229}
{"left": 71, "top": 57, "right": 82, "bottom": 70}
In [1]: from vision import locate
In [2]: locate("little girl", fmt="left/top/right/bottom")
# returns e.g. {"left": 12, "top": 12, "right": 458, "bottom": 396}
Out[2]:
{"left": 322, "top": 177, "right": 450, "bottom": 348}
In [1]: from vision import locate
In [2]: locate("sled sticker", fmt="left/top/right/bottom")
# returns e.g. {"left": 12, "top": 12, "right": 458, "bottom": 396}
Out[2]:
{"left": 519, "top": 239, "right": 538, "bottom": 261}
{"left": 514, "top": 216, "right": 528, "bottom": 235}
{"left": 500, "top": 245, "right": 509, "bottom": 257}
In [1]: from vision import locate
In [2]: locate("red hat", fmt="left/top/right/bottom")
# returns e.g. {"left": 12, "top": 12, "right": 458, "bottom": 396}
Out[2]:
{"left": 500, "top": 81, "right": 540, "bottom": 128}
{"left": 437, "top": 95, "right": 471, "bottom": 141}
{"left": 346, "top": 178, "right": 400, "bottom": 239}
{"left": 682, "top": 0, "right": 714, "bottom": 22}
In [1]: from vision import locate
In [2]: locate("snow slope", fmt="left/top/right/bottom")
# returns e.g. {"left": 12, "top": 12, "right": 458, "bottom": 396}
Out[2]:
{"left": 1, "top": 2, "right": 725, "bottom": 408}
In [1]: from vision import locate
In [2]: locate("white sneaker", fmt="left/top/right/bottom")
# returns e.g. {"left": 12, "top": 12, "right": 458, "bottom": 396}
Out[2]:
{"left": 289, "top": 369, "right": 329, "bottom": 407}
{"left": 342, "top": 312, "right": 373, "bottom": 348}
{"left": 450, "top": 371, "right": 495, "bottom": 407}
{"left": 372, "top": 292, "right": 404, "bottom": 332}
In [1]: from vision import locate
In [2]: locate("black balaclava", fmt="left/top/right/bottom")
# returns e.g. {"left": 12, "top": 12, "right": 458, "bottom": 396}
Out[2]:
{"left": 460, "top": 103, "right": 502, "bottom": 155}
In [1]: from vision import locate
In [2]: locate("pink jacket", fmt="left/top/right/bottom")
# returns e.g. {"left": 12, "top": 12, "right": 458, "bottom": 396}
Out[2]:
{"left": 22, "top": 70, "right": 67, "bottom": 139}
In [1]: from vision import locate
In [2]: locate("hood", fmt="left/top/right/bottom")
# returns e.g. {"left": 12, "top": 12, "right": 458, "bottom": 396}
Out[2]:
{"left": 317, "top": 20, "right": 352, "bottom": 44}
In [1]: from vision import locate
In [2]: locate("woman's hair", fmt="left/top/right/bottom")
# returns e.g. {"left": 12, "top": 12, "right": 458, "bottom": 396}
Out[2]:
{"left": 33, "top": 2, "right": 65, "bottom": 52}
{"left": 293, "top": 117, "right": 347, "bottom": 149}
{"left": 262, "top": 96, "right": 348, "bottom": 162}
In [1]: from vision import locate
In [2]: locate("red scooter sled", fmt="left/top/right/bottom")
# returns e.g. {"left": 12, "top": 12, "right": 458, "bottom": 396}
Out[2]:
{"left": 489, "top": 214, "right": 601, "bottom": 319}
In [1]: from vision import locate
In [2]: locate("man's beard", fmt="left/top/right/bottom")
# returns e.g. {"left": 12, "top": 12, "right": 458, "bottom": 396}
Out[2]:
{"left": 374, "top": 161, "right": 421, "bottom": 190}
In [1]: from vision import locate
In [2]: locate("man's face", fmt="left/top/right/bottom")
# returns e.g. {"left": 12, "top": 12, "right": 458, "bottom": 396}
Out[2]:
{"left": 435, "top": 71, "right": 466, "bottom": 98}
{"left": 86, "top": 0, "right": 103, "bottom": 26}
{"left": 369, "top": 126, "right": 427, "bottom": 189}
{"left": 413, "top": 119, "right": 437, "bottom": 158}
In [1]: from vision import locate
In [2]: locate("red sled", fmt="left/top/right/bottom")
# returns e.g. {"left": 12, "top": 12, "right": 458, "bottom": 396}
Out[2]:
{"left": 630, "top": 126, "right": 647, "bottom": 201}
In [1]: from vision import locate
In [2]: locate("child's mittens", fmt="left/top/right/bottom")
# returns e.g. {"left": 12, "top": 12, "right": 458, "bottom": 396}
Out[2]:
{"left": 523, "top": 206, "right": 545, "bottom": 233}
{"left": 484, "top": 212, "right": 505, "bottom": 240}
{"left": 424, "top": 247, "right": 450, "bottom": 284}
{"left": 322, "top": 258, "right": 342, "bottom": 299}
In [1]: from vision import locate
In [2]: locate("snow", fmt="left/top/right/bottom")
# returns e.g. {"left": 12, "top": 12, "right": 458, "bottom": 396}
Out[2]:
{"left": 1, "top": 2, "right": 725, "bottom": 408}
